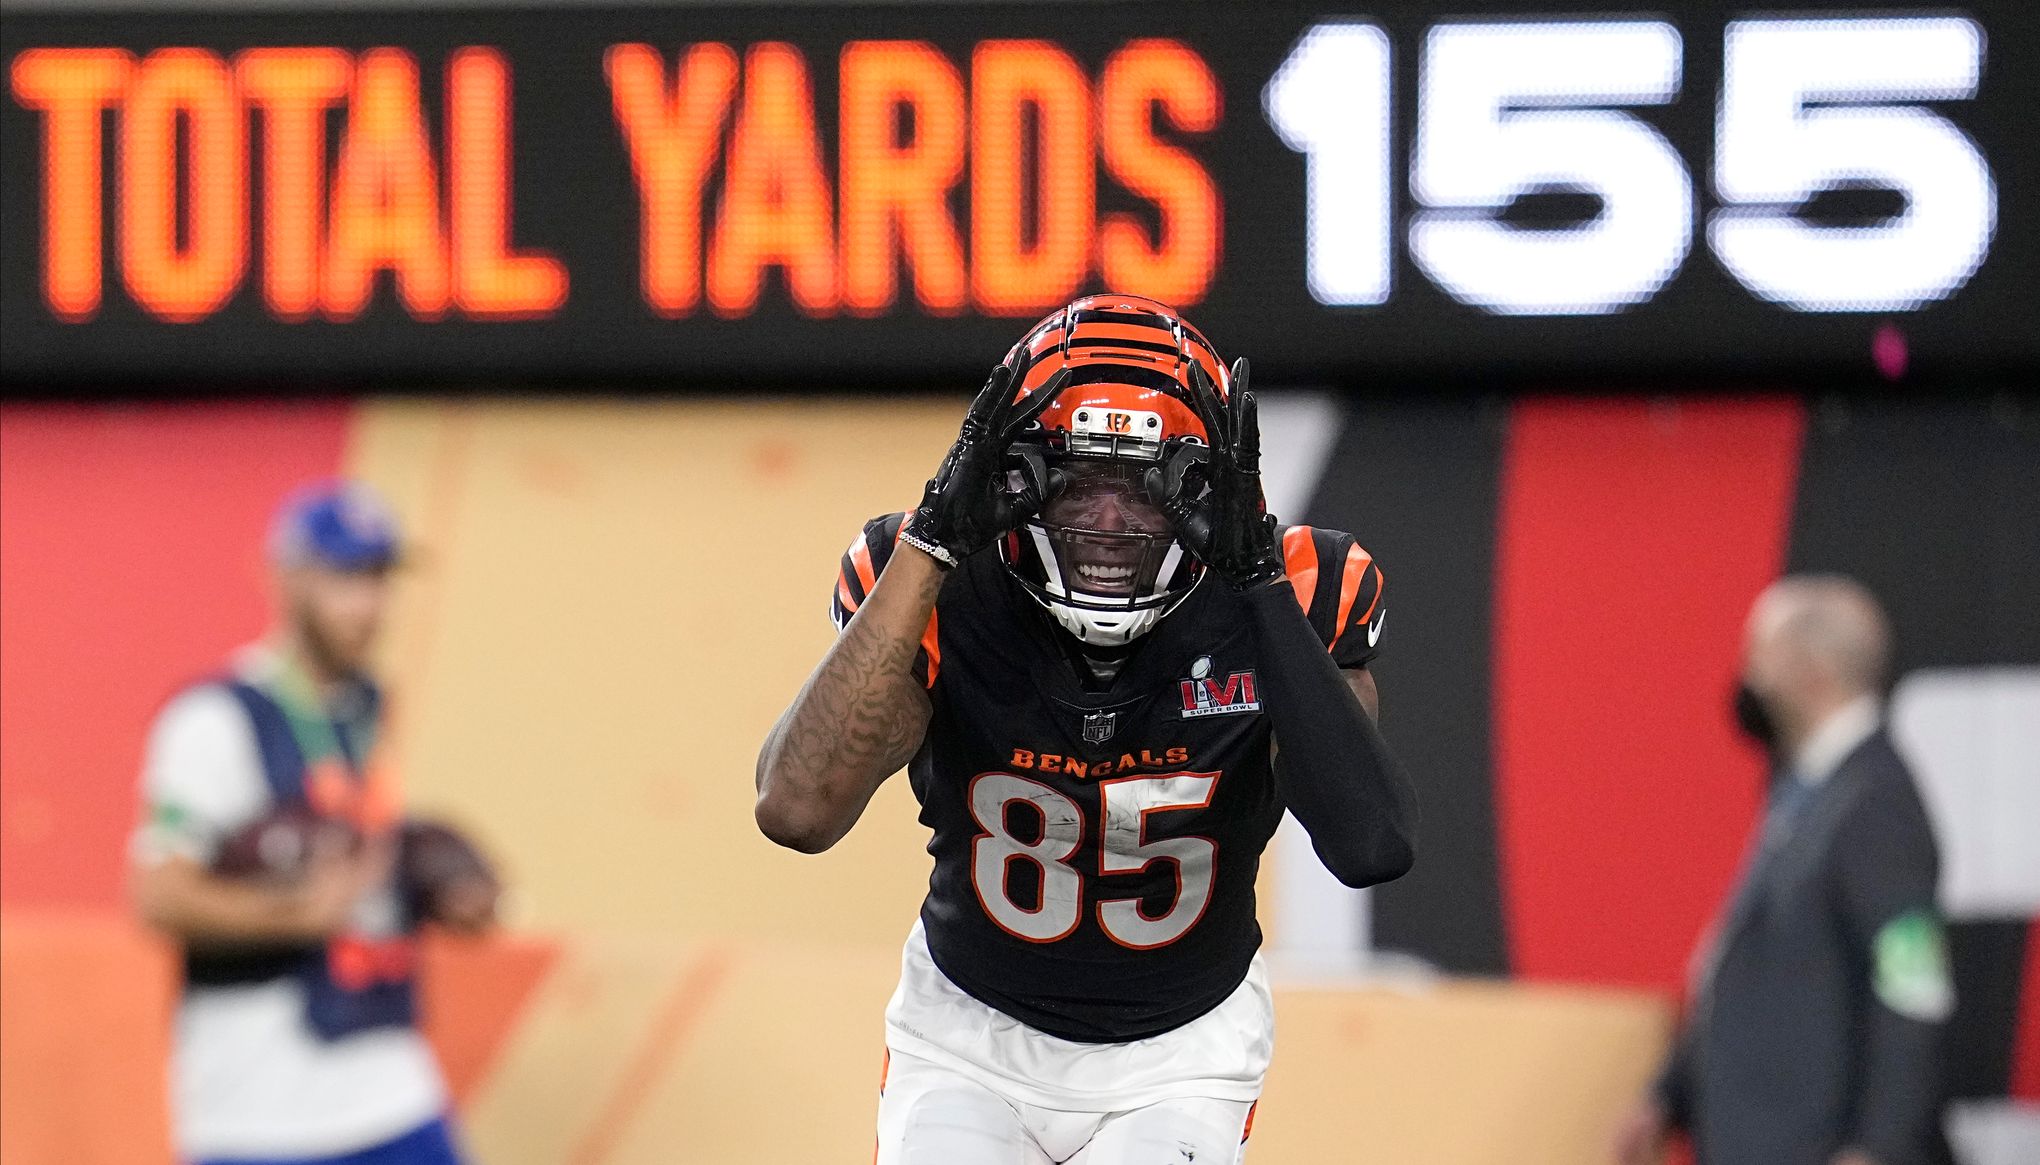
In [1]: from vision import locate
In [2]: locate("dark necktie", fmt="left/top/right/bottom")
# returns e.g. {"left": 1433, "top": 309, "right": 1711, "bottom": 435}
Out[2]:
{"left": 1724, "top": 771, "right": 1817, "bottom": 933}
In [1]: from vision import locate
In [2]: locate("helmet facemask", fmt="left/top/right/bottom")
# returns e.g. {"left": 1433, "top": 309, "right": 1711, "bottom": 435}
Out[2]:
{"left": 1004, "top": 459, "right": 1202, "bottom": 647}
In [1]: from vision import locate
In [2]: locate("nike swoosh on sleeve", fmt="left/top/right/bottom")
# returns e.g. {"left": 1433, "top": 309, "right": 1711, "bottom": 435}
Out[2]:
{"left": 1367, "top": 608, "right": 1387, "bottom": 647}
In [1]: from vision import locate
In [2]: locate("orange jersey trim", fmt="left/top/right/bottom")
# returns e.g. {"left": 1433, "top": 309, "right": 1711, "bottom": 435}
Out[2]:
{"left": 1356, "top": 561, "right": 1383, "bottom": 625}
{"left": 918, "top": 609, "right": 941, "bottom": 687}
{"left": 1281, "top": 525, "right": 1319, "bottom": 615}
{"left": 849, "top": 535, "right": 878, "bottom": 594}
{"left": 1334, "top": 542, "right": 1375, "bottom": 634}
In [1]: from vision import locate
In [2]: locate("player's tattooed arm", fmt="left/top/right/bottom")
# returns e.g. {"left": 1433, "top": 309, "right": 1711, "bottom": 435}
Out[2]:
{"left": 754, "top": 546, "right": 942, "bottom": 853}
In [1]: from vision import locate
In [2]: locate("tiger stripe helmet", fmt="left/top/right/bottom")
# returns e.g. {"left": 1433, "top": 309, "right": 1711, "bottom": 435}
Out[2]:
{"left": 998, "top": 294, "right": 1231, "bottom": 645}
{"left": 1004, "top": 293, "right": 1231, "bottom": 459}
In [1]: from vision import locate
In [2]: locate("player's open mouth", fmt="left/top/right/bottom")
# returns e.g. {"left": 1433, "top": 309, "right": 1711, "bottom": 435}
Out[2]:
{"left": 1073, "top": 561, "right": 1141, "bottom": 594}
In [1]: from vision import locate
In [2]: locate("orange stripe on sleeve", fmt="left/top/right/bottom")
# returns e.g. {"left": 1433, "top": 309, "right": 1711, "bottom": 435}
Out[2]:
{"left": 836, "top": 572, "right": 858, "bottom": 614}
{"left": 1355, "top": 562, "right": 1383, "bottom": 625}
{"left": 1281, "top": 525, "right": 1319, "bottom": 615}
{"left": 1334, "top": 542, "right": 1375, "bottom": 633}
{"left": 849, "top": 535, "right": 877, "bottom": 593}
{"left": 918, "top": 609, "right": 941, "bottom": 687}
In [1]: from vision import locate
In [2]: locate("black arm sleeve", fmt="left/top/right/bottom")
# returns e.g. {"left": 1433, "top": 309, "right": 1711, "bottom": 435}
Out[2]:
{"left": 1243, "top": 579, "right": 1418, "bottom": 888}
{"left": 1833, "top": 773, "right": 1950, "bottom": 1164}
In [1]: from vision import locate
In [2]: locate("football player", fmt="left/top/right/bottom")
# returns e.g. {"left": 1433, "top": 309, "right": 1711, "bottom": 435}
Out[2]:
{"left": 755, "top": 295, "right": 1417, "bottom": 1164}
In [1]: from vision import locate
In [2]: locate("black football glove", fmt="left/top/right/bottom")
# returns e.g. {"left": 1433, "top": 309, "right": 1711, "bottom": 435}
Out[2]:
{"left": 900, "top": 363, "right": 1066, "bottom": 568}
{"left": 1146, "top": 357, "right": 1285, "bottom": 591}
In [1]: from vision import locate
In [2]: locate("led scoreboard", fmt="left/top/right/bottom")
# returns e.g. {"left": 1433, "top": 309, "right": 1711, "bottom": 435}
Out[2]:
{"left": 3, "top": 1, "right": 2035, "bottom": 387}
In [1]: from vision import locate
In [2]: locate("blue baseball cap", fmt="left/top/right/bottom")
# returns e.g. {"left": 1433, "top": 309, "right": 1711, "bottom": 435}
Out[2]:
{"left": 269, "top": 480, "right": 402, "bottom": 571}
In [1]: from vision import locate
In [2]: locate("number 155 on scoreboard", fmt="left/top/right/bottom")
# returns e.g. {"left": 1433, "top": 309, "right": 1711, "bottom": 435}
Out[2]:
{"left": 1266, "top": 17, "right": 1997, "bottom": 316}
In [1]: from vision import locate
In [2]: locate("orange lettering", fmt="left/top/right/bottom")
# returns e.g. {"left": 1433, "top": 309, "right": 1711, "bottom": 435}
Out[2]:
{"left": 1093, "top": 759, "right": 1114, "bottom": 776}
{"left": 1064, "top": 759, "right": 1088, "bottom": 780}
{"left": 970, "top": 42, "right": 1092, "bottom": 316}
{"left": 10, "top": 49, "right": 132, "bottom": 320}
{"left": 118, "top": 50, "right": 246, "bottom": 322}
{"left": 709, "top": 43, "right": 837, "bottom": 316}
{"left": 605, "top": 42, "right": 737, "bottom": 317}
{"left": 324, "top": 48, "right": 448, "bottom": 319}
{"left": 1040, "top": 754, "right": 1063, "bottom": 773}
{"left": 237, "top": 49, "right": 351, "bottom": 320}
{"left": 1165, "top": 746, "right": 1189, "bottom": 765}
{"left": 1099, "top": 40, "right": 1220, "bottom": 306}
{"left": 1010, "top": 749, "right": 1036, "bottom": 769}
{"left": 839, "top": 41, "right": 965, "bottom": 316}
{"left": 447, "top": 47, "right": 566, "bottom": 318}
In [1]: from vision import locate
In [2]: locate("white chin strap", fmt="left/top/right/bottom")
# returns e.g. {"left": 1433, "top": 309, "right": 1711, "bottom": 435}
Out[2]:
{"left": 1049, "top": 602, "right": 1165, "bottom": 647}
{"left": 1028, "top": 527, "right": 1185, "bottom": 646}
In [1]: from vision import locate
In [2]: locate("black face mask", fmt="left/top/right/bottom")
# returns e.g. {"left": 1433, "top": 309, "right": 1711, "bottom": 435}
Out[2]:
{"left": 1733, "top": 681, "right": 1782, "bottom": 754}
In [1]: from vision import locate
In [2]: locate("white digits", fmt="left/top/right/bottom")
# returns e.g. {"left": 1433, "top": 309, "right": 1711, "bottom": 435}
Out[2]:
{"left": 1408, "top": 21, "right": 1691, "bottom": 315}
{"left": 1264, "top": 23, "right": 1394, "bottom": 306}
{"left": 1710, "top": 18, "right": 1996, "bottom": 311}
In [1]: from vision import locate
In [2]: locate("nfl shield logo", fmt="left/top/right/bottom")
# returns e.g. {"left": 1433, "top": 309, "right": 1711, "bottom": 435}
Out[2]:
{"left": 1082, "top": 712, "right": 1117, "bottom": 744}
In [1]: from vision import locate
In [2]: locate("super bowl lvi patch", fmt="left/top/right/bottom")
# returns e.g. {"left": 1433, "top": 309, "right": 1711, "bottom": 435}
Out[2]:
{"left": 1873, "top": 908, "right": 1955, "bottom": 1023}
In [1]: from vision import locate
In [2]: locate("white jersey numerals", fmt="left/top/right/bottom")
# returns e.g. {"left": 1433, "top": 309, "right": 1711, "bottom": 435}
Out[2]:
{"left": 969, "top": 773, "right": 1086, "bottom": 943}
{"left": 967, "top": 771, "right": 1220, "bottom": 949}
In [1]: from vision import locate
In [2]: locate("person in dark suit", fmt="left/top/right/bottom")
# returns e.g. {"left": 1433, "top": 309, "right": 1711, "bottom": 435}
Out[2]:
{"left": 1614, "top": 576, "right": 1954, "bottom": 1165}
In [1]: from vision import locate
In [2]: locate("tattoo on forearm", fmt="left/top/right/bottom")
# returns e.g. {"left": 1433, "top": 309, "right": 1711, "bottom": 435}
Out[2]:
{"left": 763, "top": 567, "right": 939, "bottom": 809}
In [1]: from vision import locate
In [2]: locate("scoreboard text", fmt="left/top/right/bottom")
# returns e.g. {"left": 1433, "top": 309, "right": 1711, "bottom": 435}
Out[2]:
{"left": 4, "top": 1, "right": 2035, "bottom": 385}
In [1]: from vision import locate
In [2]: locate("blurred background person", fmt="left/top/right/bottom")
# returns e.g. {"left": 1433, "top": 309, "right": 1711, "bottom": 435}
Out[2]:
{"left": 1615, "top": 576, "right": 1954, "bottom": 1165}
{"left": 129, "top": 482, "right": 499, "bottom": 1165}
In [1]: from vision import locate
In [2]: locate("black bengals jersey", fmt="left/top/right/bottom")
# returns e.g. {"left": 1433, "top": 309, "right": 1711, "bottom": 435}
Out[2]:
{"left": 832, "top": 514, "right": 1386, "bottom": 1044}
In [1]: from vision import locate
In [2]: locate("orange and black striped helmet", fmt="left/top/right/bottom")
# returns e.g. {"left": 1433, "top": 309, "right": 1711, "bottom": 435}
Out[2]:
{"left": 997, "top": 294, "right": 1230, "bottom": 646}
{"left": 1001, "top": 293, "right": 1232, "bottom": 460}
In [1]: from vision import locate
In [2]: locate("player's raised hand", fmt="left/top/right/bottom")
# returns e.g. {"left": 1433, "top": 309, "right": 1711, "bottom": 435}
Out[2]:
{"left": 1148, "top": 358, "right": 1285, "bottom": 590}
{"left": 900, "top": 363, "right": 1067, "bottom": 568}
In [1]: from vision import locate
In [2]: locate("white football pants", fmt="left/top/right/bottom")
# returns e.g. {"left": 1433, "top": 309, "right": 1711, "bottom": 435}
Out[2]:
{"left": 875, "top": 1047, "right": 1256, "bottom": 1165}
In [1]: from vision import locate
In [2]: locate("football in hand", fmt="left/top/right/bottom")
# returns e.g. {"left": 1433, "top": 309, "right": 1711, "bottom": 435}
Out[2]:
{"left": 397, "top": 818, "right": 500, "bottom": 932}
{"left": 212, "top": 806, "right": 359, "bottom": 881}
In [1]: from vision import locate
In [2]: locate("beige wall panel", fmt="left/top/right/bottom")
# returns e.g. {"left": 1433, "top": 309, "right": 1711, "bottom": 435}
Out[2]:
{"left": 1252, "top": 982, "right": 1670, "bottom": 1164}
{"left": 460, "top": 934, "right": 710, "bottom": 1165}
{"left": 346, "top": 398, "right": 961, "bottom": 944}
{"left": 596, "top": 938, "right": 902, "bottom": 1165}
